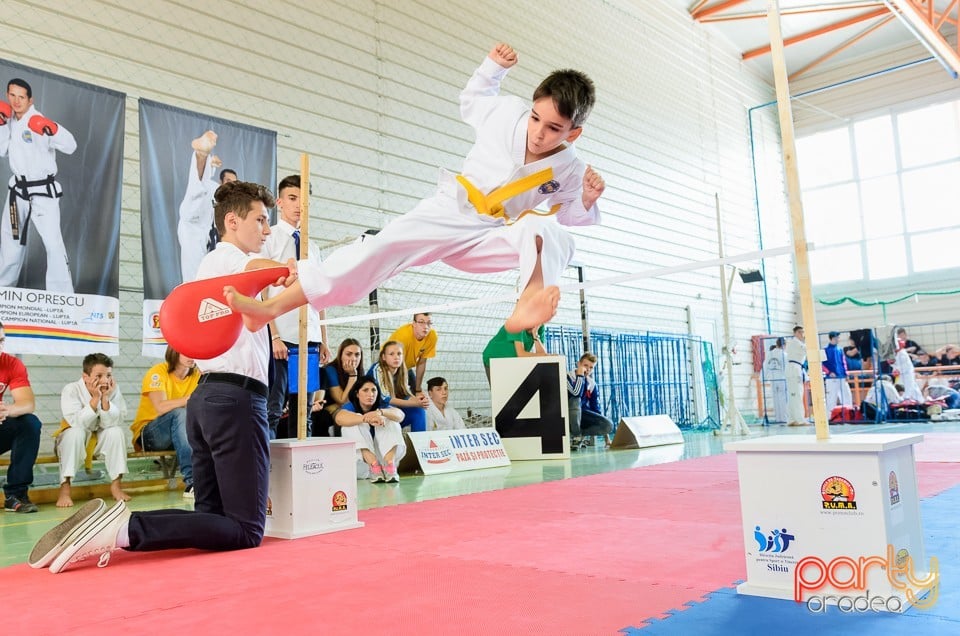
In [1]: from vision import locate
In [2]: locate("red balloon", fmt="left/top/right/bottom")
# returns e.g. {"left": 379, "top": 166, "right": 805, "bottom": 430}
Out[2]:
{"left": 160, "top": 266, "right": 289, "bottom": 359}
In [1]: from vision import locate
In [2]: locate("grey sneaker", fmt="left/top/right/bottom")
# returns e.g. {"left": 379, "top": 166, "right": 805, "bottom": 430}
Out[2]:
{"left": 29, "top": 499, "right": 106, "bottom": 568}
{"left": 4, "top": 494, "right": 39, "bottom": 513}
{"left": 49, "top": 500, "right": 131, "bottom": 574}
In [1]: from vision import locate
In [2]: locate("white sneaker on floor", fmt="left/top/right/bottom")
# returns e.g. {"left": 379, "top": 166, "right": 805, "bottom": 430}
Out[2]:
{"left": 383, "top": 463, "right": 399, "bottom": 483}
{"left": 49, "top": 500, "right": 131, "bottom": 574}
{"left": 182, "top": 485, "right": 195, "bottom": 500}
{"left": 28, "top": 499, "right": 106, "bottom": 569}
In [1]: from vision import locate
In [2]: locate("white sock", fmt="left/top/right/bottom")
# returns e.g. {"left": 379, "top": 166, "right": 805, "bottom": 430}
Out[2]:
{"left": 115, "top": 521, "right": 130, "bottom": 549}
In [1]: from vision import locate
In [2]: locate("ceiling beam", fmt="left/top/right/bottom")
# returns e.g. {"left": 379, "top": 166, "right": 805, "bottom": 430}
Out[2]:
{"left": 742, "top": 6, "right": 890, "bottom": 60}
{"left": 788, "top": 14, "right": 897, "bottom": 79}
{"left": 700, "top": 2, "right": 886, "bottom": 23}
{"left": 887, "top": 0, "right": 960, "bottom": 77}
{"left": 691, "top": 0, "right": 751, "bottom": 20}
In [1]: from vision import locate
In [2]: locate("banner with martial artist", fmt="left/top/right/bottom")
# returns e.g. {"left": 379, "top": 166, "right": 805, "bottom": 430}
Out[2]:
{"left": 139, "top": 99, "right": 276, "bottom": 356}
{"left": 0, "top": 58, "right": 124, "bottom": 356}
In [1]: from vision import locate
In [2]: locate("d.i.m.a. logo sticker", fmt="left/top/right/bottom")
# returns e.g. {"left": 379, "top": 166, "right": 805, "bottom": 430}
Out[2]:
{"left": 821, "top": 476, "right": 857, "bottom": 510}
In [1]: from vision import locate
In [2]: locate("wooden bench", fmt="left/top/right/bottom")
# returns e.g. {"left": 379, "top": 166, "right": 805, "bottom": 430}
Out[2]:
{"left": 0, "top": 450, "right": 178, "bottom": 478}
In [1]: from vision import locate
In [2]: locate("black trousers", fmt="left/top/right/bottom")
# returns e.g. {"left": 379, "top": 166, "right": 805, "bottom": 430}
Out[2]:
{"left": 127, "top": 379, "right": 269, "bottom": 551}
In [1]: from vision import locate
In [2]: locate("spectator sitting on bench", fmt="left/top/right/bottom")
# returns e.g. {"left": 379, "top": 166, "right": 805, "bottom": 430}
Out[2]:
{"left": 55, "top": 353, "right": 129, "bottom": 507}
{"left": 314, "top": 338, "right": 365, "bottom": 438}
{"left": 368, "top": 341, "right": 428, "bottom": 433}
{"left": 567, "top": 352, "right": 614, "bottom": 447}
{"left": 335, "top": 377, "right": 406, "bottom": 483}
{"left": 425, "top": 377, "right": 466, "bottom": 431}
{"left": 896, "top": 327, "right": 926, "bottom": 362}
{"left": 935, "top": 344, "right": 960, "bottom": 367}
{"left": 862, "top": 375, "right": 900, "bottom": 421}
{"left": 0, "top": 320, "right": 42, "bottom": 513}
{"left": 925, "top": 379, "right": 960, "bottom": 410}
{"left": 913, "top": 351, "right": 940, "bottom": 368}
{"left": 131, "top": 346, "right": 200, "bottom": 499}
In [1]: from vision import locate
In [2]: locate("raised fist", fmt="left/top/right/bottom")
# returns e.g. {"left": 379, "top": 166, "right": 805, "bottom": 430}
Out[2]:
{"left": 488, "top": 42, "right": 518, "bottom": 69}
{"left": 0, "top": 102, "right": 10, "bottom": 125}
{"left": 28, "top": 114, "right": 58, "bottom": 136}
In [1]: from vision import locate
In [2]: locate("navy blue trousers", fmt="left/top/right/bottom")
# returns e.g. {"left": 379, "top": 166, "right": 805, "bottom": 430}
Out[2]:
{"left": 127, "top": 380, "right": 269, "bottom": 551}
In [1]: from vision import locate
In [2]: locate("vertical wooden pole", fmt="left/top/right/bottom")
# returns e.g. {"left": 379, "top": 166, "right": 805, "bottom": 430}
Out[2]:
{"left": 297, "top": 154, "right": 310, "bottom": 441}
{"left": 767, "top": 1, "right": 829, "bottom": 440}
{"left": 716, "top": 194, "right": 750, "bottom": 435}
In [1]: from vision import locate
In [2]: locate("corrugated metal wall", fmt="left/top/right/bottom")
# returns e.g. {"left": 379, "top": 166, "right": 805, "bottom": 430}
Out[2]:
{"left": 1, "top": 0, "right": 785, "bottom": 441}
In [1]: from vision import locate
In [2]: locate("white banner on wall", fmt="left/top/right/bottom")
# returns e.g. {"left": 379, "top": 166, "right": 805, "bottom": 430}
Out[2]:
{"left": 0, "top": 58, "right": 124, "bottom": 355}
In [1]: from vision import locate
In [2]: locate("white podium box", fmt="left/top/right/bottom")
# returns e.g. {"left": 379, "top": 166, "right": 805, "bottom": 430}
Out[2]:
{"left": 490, "top": 355, "right": 570, "bottom": 460}
{"left": 726, "top": 434, "right": 937, "bottom": 611}
{"left": 265, "top": 438, "right": 365, "bottom": 539}
{"left": 610, "top": 415, "right": 684, "bottom": 449}
{"left": 399, "top": 428, "right": 511, "bottom": 475}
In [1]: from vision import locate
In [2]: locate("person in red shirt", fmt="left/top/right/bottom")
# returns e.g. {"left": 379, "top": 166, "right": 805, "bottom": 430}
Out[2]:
{"left": 0, "top": 321, "right": 42, "bottom": 512}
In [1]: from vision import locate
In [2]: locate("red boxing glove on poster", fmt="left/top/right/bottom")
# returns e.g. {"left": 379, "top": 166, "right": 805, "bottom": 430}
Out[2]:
{"left": 28, "top": 114, "right": 58, "bottom": 136}
{"left": 0, "top": 102, "right": 11, "bottom": 125}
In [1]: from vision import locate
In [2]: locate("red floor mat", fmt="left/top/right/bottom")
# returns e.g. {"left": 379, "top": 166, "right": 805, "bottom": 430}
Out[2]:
{"left": 4, "top": 451, "right": 960, "bottom": 636}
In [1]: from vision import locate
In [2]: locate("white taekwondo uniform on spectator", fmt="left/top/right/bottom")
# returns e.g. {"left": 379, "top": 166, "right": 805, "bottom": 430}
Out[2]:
{"left": 57, "top": 379, "right": 128, "bottom": 482}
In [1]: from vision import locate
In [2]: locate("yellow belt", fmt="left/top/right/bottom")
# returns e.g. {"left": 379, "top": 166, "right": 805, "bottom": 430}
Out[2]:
{"left": 456, "top": 167, "right": 561, "bottom": 226}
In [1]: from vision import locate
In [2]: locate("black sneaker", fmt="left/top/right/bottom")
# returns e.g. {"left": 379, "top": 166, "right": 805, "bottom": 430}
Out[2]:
{"left": 4, "top": 494, "right": 39, "bottom": 513}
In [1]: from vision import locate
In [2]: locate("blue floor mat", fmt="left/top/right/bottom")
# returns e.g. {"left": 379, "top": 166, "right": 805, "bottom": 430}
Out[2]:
{"left": 621, "top": 484, "right": 960, "bottom": 635}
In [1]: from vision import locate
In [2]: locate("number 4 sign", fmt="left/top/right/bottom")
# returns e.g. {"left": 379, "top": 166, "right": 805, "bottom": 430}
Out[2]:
{"left": 490, "top": 355, "right": 570, "bottom": 459}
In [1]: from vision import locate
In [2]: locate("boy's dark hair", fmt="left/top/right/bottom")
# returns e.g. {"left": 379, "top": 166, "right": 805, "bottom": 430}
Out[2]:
{"left": 533, "top": 69, "right": 595, "bottom": 128}
{"left": 793, "top": 326, "right": 804, "bottom": 335}
{"left": 426, "top": 377, "right": 446, "bottom": 391}
{"left": 219, "top": 168, "right": 237, "bottom": 184}
{"left": 277, "top": 175, "right": 300, "bottom": 193}
{"left": 213, "top": 181, "right": 274, "bottom": 235}
{"left": 7, "top": 78, "right": 32, "bottom": 98}
{"left": 83, "top": 352, "right": 114, "bottom": 375}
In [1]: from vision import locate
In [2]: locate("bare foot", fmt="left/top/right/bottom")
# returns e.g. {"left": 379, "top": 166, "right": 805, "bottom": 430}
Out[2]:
{"left": 110, "top": 483, "right": 132, "bottom": 503}
{"left": 191, "top": 130, "right": 217, "bottom": 155}
{"left": 224, "top": 286, "right": 271, "bottom": 332}
{"left": 56, "top": 483, "right": 73, "bottom": 508}
{"left": 505, "top": 286, "right": 560, "bottom": 333}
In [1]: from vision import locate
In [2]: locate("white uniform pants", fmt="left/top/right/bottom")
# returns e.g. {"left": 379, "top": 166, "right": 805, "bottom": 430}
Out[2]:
{"left": 340, "top": 420, "right": 406, "bottom": 475}
{"left": 0, "top": 192, "right": 73, "bottom": 291}
{"left": 786, "top": 364, "right": 806, "bottom": 424}
{"left": 825, "top": 377, "right": 853, "bottom": 408}
{"left": 770, "top": 379, "right": 788, "bottom": 423}
{"left": 56, "top": 425, "right": 128, "bottom": 482}
{"left": 298, "top": 193, "right": 576, "bottom": 310}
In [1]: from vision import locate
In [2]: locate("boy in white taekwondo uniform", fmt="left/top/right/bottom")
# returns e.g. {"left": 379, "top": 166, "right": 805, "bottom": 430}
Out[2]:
{"left": 0, "top": 78, "right": 77, "bottom": 292}
{"left": 223, "top": 41, "right": 606, "bottom": 337}
{"left": 786, "top": 326, "right": 808, "bottom": 426}
{"left": 31, "top": 181, "right": 298, "bottom": 573}
{"left": 178, "top": 130, "right": 222, "bottom": 283}
{"left": 56, "top": 353, "right": 129, "bottom": 507}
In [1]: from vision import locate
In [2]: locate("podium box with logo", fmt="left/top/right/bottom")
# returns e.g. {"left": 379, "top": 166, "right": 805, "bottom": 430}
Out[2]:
{"left": 490, "top": 355, "right": 570, "bottom": 460}
{"left": 726, "top": 434, "right": 934, "bottom": 610}
{"left": 265, "top": 438, "right": 364, "bottom": 539}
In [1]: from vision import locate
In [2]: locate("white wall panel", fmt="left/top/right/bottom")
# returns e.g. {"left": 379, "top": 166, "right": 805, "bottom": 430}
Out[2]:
{"left": 0, "top": 0, "right": 786, "bottom": 437}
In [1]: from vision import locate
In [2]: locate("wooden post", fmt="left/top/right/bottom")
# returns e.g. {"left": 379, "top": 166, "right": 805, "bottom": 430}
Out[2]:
{"left": 716, "top": 194, "right": 750, "bottom": 435}
{"left": 767, "top": 1, "right": 830, "bottom": 440}
{"left": 297, "top": 154, "right": 310, "bottom": 441}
